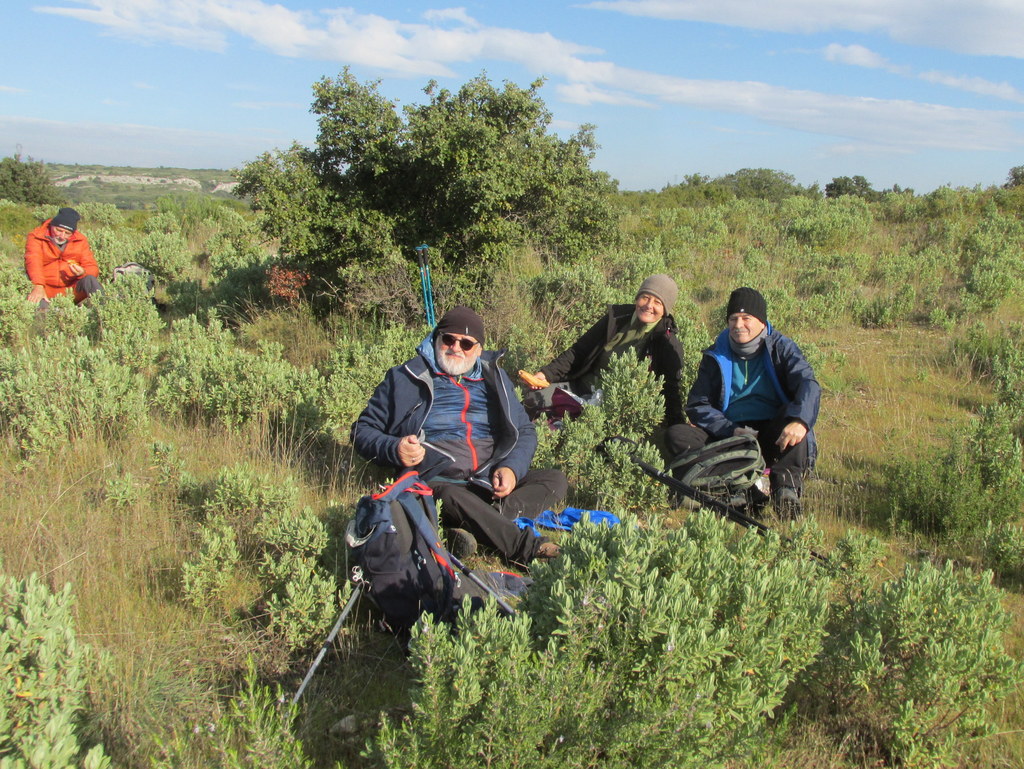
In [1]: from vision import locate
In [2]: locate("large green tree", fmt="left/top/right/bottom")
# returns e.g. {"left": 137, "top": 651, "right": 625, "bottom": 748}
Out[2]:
{"left": 825, "top": 175, "right": 880, "bottom": 201}
{"left": 238, "top": 71, "right": 617, "bottom": 292}
{"left": 714, "top": 168, "right": 815, "bottom": 202}
{"left": 0, "top": 154, "right": 65, "bottom": 206}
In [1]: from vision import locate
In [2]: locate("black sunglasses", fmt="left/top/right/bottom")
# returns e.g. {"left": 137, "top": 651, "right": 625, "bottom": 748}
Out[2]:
{"left": 440, "top": 333, "right": 478, "bottom": 351}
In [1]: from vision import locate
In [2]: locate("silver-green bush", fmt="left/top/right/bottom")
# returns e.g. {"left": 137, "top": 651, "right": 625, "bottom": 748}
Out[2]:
{"left": 1, "top": 571, "right": 110, "bottom": 769}
{"left": 805, "top": 560, "right": 1023, "bottom": 767}
{"left": 375, "top": 512, "right": 829, "bottom": 769}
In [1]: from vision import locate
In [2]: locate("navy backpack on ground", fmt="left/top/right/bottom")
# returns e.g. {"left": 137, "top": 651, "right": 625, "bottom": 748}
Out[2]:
{"left": 346, "top": 471, "right": 522, "bottom": 633}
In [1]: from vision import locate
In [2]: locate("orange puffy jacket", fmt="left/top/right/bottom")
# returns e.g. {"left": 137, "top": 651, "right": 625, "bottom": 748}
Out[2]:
{"left": 24, "top": 219, "right": 100, "bottom": 300}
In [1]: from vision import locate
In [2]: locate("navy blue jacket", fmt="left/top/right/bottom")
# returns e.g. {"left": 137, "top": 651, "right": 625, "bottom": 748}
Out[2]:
{"left": 352, "top": 338, "right": 537, "bottom": 489}
{"left": 686, "top": 325, "right": 820, "bottom": 464}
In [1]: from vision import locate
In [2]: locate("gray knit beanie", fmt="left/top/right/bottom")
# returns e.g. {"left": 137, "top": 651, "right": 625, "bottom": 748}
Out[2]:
{"left": 636, "top": 274, "right": 678, "bottom": 316}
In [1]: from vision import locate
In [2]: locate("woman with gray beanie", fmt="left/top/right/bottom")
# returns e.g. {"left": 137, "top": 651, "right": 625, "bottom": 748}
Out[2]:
{"left": 520, "top": 274, "right": 685, "bottom": 426}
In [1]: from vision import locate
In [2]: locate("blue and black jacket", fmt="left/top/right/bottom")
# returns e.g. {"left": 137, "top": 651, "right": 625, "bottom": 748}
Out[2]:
{"left": 352, "top": 335, "right": 537, "bottom": 490}
{"left": 686, "top": 325, "right": 820, "bottom": 465}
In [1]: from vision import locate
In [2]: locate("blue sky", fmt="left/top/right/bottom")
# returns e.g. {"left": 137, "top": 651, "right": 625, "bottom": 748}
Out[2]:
{"left": 2, "top": 0, "right": 1023, "bottom": 192}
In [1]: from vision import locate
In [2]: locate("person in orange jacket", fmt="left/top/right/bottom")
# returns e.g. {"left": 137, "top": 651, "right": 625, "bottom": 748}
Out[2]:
{"left": 24, "top": 207, "right": 101, "bottom": 307}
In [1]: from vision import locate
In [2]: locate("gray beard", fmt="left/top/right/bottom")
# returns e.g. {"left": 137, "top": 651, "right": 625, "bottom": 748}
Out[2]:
{"left": 436, "top": 343, "right": 476, "bottom": 376}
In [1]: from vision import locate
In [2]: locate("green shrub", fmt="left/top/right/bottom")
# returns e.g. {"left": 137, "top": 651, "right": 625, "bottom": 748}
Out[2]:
{"left": 74, "top": 202, "right": 124, "bottom": 228}
{"left": 960, "top": 206, "right": 1024, "bottom": 310}
{"left": 0, "top": 258, "right": 37, "bottom": 348}
{"left": 138, "top": 231, "right": 193, "bottom": 283}
{"left": 152, "top": 662, "right": 317, "bottom": 769}
{"left": 804, "top": 560, "right": 1023, "bottom": 768}
{"left": 181, "top": 464, "right": 336, "bottom": 651}
{"left": 855, "top": 284, "right": 917, "bottom": 328}
{"left": 182, "top": 515, "right": 242, "bottom": 610}
{"left": 534, "top": 352, "right": 668, "bottom": 516}
{"left": 980, "top": 520, "right": 1024, "bottom": 578}
{"left": 785, "top": 196, "right": 873, "bottom": 249}
{"left": 887, "top": 406, "right": 1024, "bottom": 540}
{"left": 155, "top": 315, "right": 323, "bottom": 432}
{"left": 0, "top": 571, "right": 110, "bottom": 768}
{"left": 86, "top": 226, "right": 139, "bottom": 278}
{"left": 0, "top": 336, "right": 148, "bottom": 462}
{"left": 92, "top": 275, "right": 164, "bottom": 371}
{"left": 39, "top": 291, "right": 94, "bottom": 338}
{"left": 319, "top": 322, "right": 422, "bottom": 439}
{"left": 375, "top": 512, "right": 829, "bottom": 769}
{"left": 255, "top": 506, "right": 338, "bottom": 651}
{"left": 528, "top": 261, "right": 616, "bottom": 354}
{"left": 197, "top": 463, "right": 300, "bottom": 546}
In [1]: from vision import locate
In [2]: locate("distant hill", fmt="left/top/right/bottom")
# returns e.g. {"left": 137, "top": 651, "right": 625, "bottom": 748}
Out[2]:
{"left": 47, "top": 163, "right": 243, "bottom": 209}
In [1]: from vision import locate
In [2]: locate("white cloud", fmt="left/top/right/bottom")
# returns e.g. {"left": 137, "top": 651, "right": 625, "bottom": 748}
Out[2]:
{"left": 0, "top": 85, "right": 29, "bottom": 93}
{"left": 589, "top": 66, "right": 1023, "bottom": 151}
{"left": 822, "top": 43, "right": 898, "bottom": 71}
{"left": 582, "top": 0, "right": 1024, "bottom": 58}
{"left": 424, "top": 7, "right": 481, "bottom": 27}
{"left": 820, "top": 43, "right": 1024, "bottom": 104}
{"left": 31, "top": 0, "right": 1024, "bottom": 155}
{"left": 557, "top": 82, "right": 656, "bottom": 107}
{"left": 918, "top": 71, "right": 1024, "bottom": 104}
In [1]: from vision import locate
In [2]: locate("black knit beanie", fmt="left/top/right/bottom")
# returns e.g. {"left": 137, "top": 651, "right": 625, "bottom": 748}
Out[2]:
{"left": 726, "top": 287, "right": 767, "bottom": 325}
{"left": 50, "top": 207, "right": 81, "bottom": 232}
{"left": 434, "top": 306, "right": 485, "bottom": 345}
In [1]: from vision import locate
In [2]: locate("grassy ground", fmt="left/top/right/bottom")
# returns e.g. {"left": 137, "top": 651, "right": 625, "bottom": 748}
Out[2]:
{"left": 0, "top": 297, "right": 1021, "bottom": 767}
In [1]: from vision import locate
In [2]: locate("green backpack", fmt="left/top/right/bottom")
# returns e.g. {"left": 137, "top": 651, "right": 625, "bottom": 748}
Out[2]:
{"left": 666, "top": 434, "right": 766, "bottom": 497}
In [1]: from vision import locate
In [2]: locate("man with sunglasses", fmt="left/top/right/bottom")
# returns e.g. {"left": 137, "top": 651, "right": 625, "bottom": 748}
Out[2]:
{"left": 24, "top": 207, "right": 101, "bottom": 308}
{"left": 353, "top": 306, "right": 568, "bottom": 566}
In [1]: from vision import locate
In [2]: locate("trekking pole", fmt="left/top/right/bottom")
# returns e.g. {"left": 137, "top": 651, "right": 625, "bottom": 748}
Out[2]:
{"left": 398, "top": 493, "right": 519, "bottom": 618}
{"left": 445, "top": 550, "right": 517, "bottom": 617}
{"left": 415, "top": 244, "right": 436, "bottom": 327}
{"left": 291, "top": 583, "right": 363, "bottom": 706}
{"left": 601, "top": 436, "right": 831, "bottom": 566}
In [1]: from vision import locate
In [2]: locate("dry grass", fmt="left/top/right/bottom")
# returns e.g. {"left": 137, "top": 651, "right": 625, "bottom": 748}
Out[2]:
{"left": 1, "top": 299, "right": 1021, "bottom": 768}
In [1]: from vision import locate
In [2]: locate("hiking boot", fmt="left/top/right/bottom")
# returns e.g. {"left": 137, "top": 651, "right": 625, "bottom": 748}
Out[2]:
{"left": 534, "top": 542, "right": 561, "bottom": 561}
{"left": 773, "top": 487, "right": 802, "bottom": 520}
{"left": 446, "top": 528, "right": 477, "bottom": 559}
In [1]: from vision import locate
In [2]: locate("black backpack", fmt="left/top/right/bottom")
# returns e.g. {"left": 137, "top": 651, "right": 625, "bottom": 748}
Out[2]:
{"left": 666, "top": 434, "right": 766, "bottom": 498}
{"left": 345, "top": 472, "right": 492, "bottom": 633}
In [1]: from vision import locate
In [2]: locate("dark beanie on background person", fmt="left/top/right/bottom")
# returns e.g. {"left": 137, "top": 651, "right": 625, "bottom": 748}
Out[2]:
{"left": 434, "top": 305, "right": 485, "bottom": 345}
{"left": 726, "top": 287, "right": 768, "bottom": 325}
{"left": 636, "top": 273, "right": 679, "bottom": 316}
{"left": 50, "top": 207, "right": 81, "bottom": 232}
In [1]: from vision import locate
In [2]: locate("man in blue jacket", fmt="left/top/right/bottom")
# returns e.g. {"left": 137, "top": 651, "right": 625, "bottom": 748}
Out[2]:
{"left": 352, "top": 306, "right": 567, "bottom": 565}
{"left": 666, "top": 287, "right": 820, "bottom": 517}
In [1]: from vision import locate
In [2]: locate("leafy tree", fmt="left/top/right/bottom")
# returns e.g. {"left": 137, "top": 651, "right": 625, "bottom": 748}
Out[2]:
{"left": 656, "top": 173, "right": 735, "bottom": 207}
{"left": 825, "top": 175, "right": 880, "bottom": 201}
{"left": 713, "top": 167, "right": 814, "bottom": 202}
{"left": 237, "top": 70, "right": 617, "bottom": 299}
{"left": 1004, "top": 165, "right": 1024, "bottom": 189}
{"left": 0, "top": 153, "right": 66, "bottom": 206}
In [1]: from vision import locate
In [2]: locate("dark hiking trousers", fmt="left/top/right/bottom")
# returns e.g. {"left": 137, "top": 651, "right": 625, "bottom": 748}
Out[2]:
{"left": 430, "top": 469, "right": 568, "bottom": 565}
{"left": 666, "top": 412, "right": 809, "bottom": 493}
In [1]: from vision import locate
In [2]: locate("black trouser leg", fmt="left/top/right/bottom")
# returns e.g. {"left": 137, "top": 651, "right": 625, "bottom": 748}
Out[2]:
{"left": 743, "top": 414, "right": 809, "bottom": 494}
{"left": 492, "top": 469, "right": 569, "bottom": 519}
{"left": 665, "top": 423, "right": 711, "bottom": 462}
{"left": 430, "top": 477, "right": 559, "bottom": 565}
